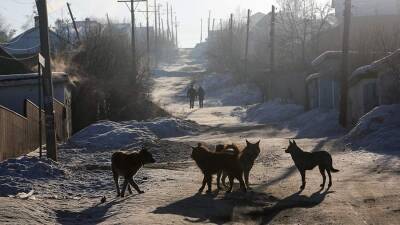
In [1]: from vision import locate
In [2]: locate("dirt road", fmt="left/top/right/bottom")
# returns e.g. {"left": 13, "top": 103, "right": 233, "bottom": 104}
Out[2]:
{"left": 1, "top": 49, "right": 399, "bottom": 225}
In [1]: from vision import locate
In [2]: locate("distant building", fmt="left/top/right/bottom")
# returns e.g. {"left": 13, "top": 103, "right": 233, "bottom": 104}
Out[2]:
{"left": 332, "top": 0, "right": 400, "bottom": 17}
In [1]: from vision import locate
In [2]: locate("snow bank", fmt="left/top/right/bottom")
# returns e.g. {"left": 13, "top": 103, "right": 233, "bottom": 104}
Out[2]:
{"left": 344, "top": 104, "right": 400, "bottom": 153}
{"left": 286, "top": 109, "right": 345, "bottom": 138}
{"left": 242, "top": 101, "right": 304, "bottom": 124}
{"left": 0, "top": 156, "right": 66, "bottom": 196}
{"left": 69, "top": 118, "right": 201, "bottom": 150}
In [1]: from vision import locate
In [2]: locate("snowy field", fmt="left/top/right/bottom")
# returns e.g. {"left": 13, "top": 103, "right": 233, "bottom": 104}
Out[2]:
{"left": 1, "top": 48, "right": 399, "bottom": 225}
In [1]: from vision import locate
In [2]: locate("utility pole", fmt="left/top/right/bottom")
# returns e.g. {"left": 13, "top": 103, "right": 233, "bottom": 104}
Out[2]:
{"left": 66, "top": 2, "right": 80, "bottom": 43}
{"left": 158, "top": 4, "right": 162, "bottom": 41}
{"left": 170, "top": 5, "right": 174, "bottom": 46}
{"left": 212, "top": 18, "right": 215, "bottom": 31}
{"left": 118, "top": 0, "right": 146, "bottom": 85}
{"left": 229, "top": 13, "right": 233, "bottom": 67}
{"left": 208, "top": 11, "right": 211, "bottom": 39}
{"left": 106, "top": 13, "right": 111, "bottom": 26}
{"left": 146, "top": 0, "right": 150, "bottom": 67}
{"left": 339, "top": 0, "right": 352, "bottom": 127}
{"left": 200, "top": 18, "right": 203, "bottom": 42}
{"left": 166, "top": 3, "right": 170, "bottom": 41}
{"left": 35, "top": 0, "right": 57, "bottom": 161}
{"left": 154, "top": 0, "right": 158, "bottom": 63}
{"left": 266, "top": 5, "right": 276, "bottom": 102}
{"left": 175, "top": 15, "right": 178, "bottom": 47}
{"left": 244, "top": 9, "right": 251, "bottom": 79}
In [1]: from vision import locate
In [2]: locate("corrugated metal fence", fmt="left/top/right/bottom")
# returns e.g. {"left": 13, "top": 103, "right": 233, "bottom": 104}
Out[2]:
{"left": 0, "top": 99, "right": 67, "bottom": 161}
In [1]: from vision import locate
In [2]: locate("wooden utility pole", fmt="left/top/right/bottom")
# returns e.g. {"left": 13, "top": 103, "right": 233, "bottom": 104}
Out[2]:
{"left": 66, "top": 2, "right": 80, "bottom": 43}
{"left": 175, "top": 16, "right": 178, "bottom": 47}
{"left": 270, "top": 5, "right": 276, "bottom": 74}
{"left": 244, "top": 9, "right": 251, "bottom": 78}
{"left": 212, "top": 18, "right": 215, "bottom": 31}
{"left": 208, "top": 11, "right": 211, "bottom": 39}
{"left": 229, "top": 13, "right": 233, "bottom": 65}
{"left": 200, "top": 18, "right": 203, "bottom": 42}
{"left": 106, "top": 13, "right": 111, "bottom": 26}
{"left": 166, "top": 3, "right": 170, "bottom": 41}
{"left": 170, "top": 5, "right": 174, "bottom": 45}
{"left": 154, "top": 0, "right": 158, "bottom": 61}
{"left": 158, "top": 4, "right": 162, "bottom": 41}
{"left": 118, "top": 0, "right": 146, "bottom": 84}
{"left": 36, "top": 0, "right": 57, "bottom": 161}
{"left": 146, "top": 0, "right": 150, "bottom": 66}
{"left": 339, "top": 0, "right": 352, "bottom": 127}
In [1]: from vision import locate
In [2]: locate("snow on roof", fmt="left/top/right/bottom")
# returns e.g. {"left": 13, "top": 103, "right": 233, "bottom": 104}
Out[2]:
{"left": 311, "top": 51, "right": 343, "bottom": 67}
{"left": 305, "top": 73, "right": 321, "bottom": 83}
{"left": 349, "top": 48, "right": 400, "bottom": 84}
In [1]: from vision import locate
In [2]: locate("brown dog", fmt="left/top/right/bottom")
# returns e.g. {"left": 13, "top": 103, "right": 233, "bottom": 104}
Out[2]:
{"left": 111, "top": 147, "right": 156, "bottom": 197}
{"left": 191, "top": 143, "right": 246, "bottom": 193}
{"left": 220, "top": 140, "right": 261, "bottom": 189}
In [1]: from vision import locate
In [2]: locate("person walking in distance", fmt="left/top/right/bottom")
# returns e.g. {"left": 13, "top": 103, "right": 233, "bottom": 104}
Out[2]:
{"left": 198, "top": 86, "right": 205, "bottom": 108}
{"left": 187, "top": 84, "right": 197, "bottom": 109}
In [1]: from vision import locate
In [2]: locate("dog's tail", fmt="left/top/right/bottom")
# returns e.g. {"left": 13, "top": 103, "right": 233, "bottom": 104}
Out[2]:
{"left": 330, "top": 166, "right": 340, "bottom": 173}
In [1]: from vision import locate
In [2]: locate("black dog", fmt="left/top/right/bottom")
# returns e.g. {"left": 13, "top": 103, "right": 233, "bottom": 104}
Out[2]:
{"left": 285, "top": 140, "right": 339, "bottom": 190}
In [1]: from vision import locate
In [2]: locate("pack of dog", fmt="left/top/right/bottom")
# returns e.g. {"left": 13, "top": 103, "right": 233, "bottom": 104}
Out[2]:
{"left": 111, "top": 139, "right": 339, "bottom": 197}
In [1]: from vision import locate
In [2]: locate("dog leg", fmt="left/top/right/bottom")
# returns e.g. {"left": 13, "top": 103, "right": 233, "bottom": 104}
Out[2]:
{"left": 198, "top": 176, "right": 206, "bottom": 193}
{"left": 206, "top": 174, "right": 212, "bottom": 193}
{"left": 129, "top": 178, "right": 144, "bottom": 194}
{"left": 299, "top": 170, "right": 306, "bottom": 190}
{"left": 226, "top": 176, "right": 234, "bottom": 193}
{"left": 244, "top": 170, "right": 251, "bottom": 189}
{"left": 319, "top": 166, "right": 326, "bottom": 188}
{"left": 222, "top": 173, "right": 228, "bottom": 188}
{"left": 238, "top": 175, "right": 247, "bottom": 193}
{"left": 217, "top": 171, "right": 222, "bottom": 190}
{"left": 113, "top": 170, "right": 121, "bottom": 197}
{"left": 327, "top": 169, "right": 332, "bottom": 187}
{"left": 120, "top": 179, "right": 129, "bottom": 197}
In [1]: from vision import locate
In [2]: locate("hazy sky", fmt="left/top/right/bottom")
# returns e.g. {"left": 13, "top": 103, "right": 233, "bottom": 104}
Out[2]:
{"left": 1, "top": 0, "right": 330, "bottom": 48}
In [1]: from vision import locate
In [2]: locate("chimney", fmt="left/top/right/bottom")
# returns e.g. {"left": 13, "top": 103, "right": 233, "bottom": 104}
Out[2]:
{"left": 34, "top": 16, "right": 40, "bottom": 28}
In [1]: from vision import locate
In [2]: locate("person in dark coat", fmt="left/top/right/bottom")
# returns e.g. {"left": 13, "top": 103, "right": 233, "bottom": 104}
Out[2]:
{"left": 187, "top": 84, "right": 197, "bottom": 109}
{"left": 198, "top": 86, "right": 205, "bottom": 108}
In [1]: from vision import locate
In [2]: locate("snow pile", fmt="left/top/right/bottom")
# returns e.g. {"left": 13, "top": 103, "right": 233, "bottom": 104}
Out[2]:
{"left": 69, "top": 118, "right": 201, "bottom": 150}
{"left": 344, "top": 104, "right": 400, "bottom": 152}
{"left": 0, "top": 156, "right": 66, "bottom": 196}
{"left": 286, "top": 109, "right": 345, "bottom": 138}
{"left": 69, "top": 120, "right": 157, "bottom": 150}
{"left": 197, "top": 73, "right": 262, "bottom": 106}
{"left": 122, "top": 118, "right": 201, "bottom": 138}
{"left": 242, "top": 101, "right": 304, "bottom": 124}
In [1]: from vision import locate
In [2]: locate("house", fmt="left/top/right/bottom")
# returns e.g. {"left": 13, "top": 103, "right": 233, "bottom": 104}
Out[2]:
{"left": 0, "top": 72, "right": 72, "bottom": 137}
{"left": 348, "top": 49, "right": 400, "bottom": 125}
{"left": 0, "top": 16, "right": 72, "bottom": 66}
{"left": 306, "top": 51, "right": 344, "bottom": 110}
{"left": 0, "top": 47, "right": 32, "bottom": 75}
{"left": 332, "top": 0, "right": 400, "bottom": 17}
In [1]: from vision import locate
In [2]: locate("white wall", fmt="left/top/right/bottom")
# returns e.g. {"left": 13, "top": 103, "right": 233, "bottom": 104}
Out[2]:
{"left": 333, "top": 0, "right": 400, "bottom": 17}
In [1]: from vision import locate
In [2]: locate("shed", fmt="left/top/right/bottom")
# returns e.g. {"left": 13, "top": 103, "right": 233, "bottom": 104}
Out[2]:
{"left": 348, "top": 49, "right": 400, "bottom": 125}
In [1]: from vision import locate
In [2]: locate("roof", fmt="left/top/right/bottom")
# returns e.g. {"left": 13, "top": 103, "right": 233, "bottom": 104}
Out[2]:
{"left": 311, "top": 51, "right": 343, "bottom": 67}
{"left": 0, "top": 47, "right": 33, "bottom": 75}
{"left": 0, "top": 72, "right": 69, "bottom": 87}
{"left": 305, "top": 73, "right": 321, "bottom": 83}
{"left": 349, "top": 48, "right": 400, "bottom": 85}
{"left": 0, "top": 27, "right": 72, "bottom": 57}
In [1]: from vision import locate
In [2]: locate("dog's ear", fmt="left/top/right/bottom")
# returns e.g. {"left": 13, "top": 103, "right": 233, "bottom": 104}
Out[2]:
{"left": 293, "top": 140, "right": 297, "bottom": 145}
{"left": 256, "top": 140, "right": 260, "bottom": 146}
{"left": 246, "top": 139, "right": 250, "bottom": 145}
{"left": 289, "top": 140, "right": 293, "bottom": 145}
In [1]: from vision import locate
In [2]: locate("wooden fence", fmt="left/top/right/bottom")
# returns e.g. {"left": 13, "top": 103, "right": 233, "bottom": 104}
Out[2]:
{"left": 0, "top": 99, "right": 67, "bottom": 161}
